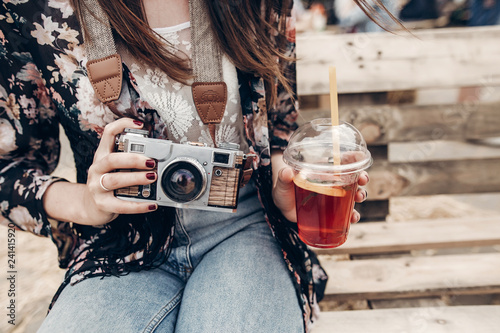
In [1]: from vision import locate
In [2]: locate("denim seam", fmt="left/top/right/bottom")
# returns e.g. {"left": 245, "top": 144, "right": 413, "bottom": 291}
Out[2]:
{"left": 142, "top": 288, "right": 183, "bottom": 333}
{"left": 177, "top": 216, "right": 194, "bottom": 272}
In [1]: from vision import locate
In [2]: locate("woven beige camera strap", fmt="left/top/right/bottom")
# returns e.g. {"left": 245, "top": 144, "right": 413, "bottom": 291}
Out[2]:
{"left": 81, "top": 0, "right": 122, "bottom": 114}
{"left": 81, "top": 0, "right": 254, "bottom": 185}
{"left": 81, "top": 0, "right": 226, "bottom": 147}
{"left": 189, "top": 0, "right": 227, "bottom": 148}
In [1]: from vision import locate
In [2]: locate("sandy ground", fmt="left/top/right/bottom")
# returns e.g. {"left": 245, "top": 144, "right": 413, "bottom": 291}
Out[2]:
{"left": 1, "top": 129, "right": 499, "bottom": 333}
{"left": 0, "top": 230, "right": 64, "bottom": 332}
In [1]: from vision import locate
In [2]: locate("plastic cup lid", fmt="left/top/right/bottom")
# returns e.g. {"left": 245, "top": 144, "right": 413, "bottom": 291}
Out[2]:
{"left": 283, "top": 118, "right": 373, "bottom": 175}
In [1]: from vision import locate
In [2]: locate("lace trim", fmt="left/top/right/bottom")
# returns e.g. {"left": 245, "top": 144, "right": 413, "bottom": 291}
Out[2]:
{"left": 153, "top": 21, "right": 191, "bottom": 34}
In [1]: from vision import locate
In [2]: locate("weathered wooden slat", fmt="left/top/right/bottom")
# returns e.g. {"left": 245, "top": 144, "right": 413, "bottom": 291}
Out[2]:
{"left": 314, "top": 216, "right": 500, "bottom": 255}
{"left": 298, "top": 91, "right": 388, "bottom": 110}
{"left": 297, "top": 26, "right": 500, "bottom": 95}
{"left": 366, "top": 158, "right": 500, "bottom": 199}
{"left": 314, "top": 305, "right": 500, "bottom": 333}
{"left": 321, "top": 253, "right": 500, "bottom": 301}
{"left": 415, "top": 86, "right": 500, "bottom": 106}
{"left": 298, "top": 85, "right": 500, "bottom": 111}
{"left": 369, "top": 297, "right": 447, "bottom": 309}
{"left": 297, "top": 103, "right": 500, "bottom": 145}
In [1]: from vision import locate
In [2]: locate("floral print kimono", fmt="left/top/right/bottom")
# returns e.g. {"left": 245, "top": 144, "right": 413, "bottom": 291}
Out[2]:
{"left": 0, "top": 0, "right": 327, "bottom": 330}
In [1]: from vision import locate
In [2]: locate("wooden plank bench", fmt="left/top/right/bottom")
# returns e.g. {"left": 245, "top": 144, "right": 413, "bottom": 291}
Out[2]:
{"left": 296, "top": 26, "right": 500, "bottom": 95}
{"left": 315, "top": 216, "right": 500, "bottom": 255}
{"left": 313, "top": 216, "right": 500, "bottom": 332}
{"left": 296, "top": 25, "right": 500, "bottom": 332}
{"left": 316, "top": 216, "right": 500, "bottom": 301}
{"left": 296, "top": 25, "right": 500, "bottom": 221}
{"left": 322, "top": 252, "right": 500, "bottom": 301}
{"left": 315, "top": 305, "right": 500, "bottom": 332}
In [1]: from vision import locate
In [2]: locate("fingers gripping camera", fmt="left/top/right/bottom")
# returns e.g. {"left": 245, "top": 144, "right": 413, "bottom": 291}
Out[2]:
{"left": 115, "top": 129, "right": 254, "bottom": 213}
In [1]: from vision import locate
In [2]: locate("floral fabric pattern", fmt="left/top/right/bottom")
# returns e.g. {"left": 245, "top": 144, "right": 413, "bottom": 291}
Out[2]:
{"left": 0, "top": 1, "right": 326, "bottom": 331}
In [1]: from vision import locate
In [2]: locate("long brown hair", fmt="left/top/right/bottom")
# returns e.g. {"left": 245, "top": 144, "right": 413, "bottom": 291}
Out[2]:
{"left": 352, "top": 0, "right": 405, "bottom": 32}
{"left": 70, "top": 0, "right": 294, "bottom": 106}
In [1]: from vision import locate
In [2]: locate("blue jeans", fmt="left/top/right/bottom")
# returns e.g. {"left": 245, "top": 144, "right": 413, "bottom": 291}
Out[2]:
{"left": 38, "top": 181, "right": 304, "bottom": 333}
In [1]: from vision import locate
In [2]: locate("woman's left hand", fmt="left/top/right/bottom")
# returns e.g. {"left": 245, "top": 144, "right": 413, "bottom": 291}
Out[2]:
{"left": 272, "top": 167, "right": 370, "bottom": 223}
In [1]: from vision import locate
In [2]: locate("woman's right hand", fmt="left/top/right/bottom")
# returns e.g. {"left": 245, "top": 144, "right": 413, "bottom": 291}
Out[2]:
{"left": 82, "top": 118, "right": 158, "bottom": 225}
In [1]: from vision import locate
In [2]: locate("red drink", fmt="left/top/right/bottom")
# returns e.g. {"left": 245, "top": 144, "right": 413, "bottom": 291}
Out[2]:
{"left": 283, "top": 119, "right": 372, "bottom": 248}
{"left": 293, "top": 175, "right": 358, "bottom": 248}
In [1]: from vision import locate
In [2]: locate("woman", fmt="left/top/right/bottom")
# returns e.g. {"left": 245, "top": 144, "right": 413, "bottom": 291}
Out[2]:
{"left": 0, "top": 0, "right": 370, "bottom": 332}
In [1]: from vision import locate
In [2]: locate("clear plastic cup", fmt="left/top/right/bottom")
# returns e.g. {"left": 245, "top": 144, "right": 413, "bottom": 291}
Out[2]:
{"left": 283, "top": 119, "right": 372, "bottom": 248}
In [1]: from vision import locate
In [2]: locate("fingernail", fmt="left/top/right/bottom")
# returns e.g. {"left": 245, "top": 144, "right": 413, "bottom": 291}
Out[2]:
{"left": 146, "top": 159, "right": 155, "bottom": 168}
{"left": 148, "top": 204, "right": 157, "bottom": 211}
{"left": 133, "top": 120, "right": 143, "bottom": 126}
{"left": 355, "top": 212, "right": 361, "bottom": 222}
{"left": 364, "top": 189, "right": 368, "bottom": 200}
{"left": 146, "top": 172, "right": 156, "bottom": 180}
{"left": 365, "top": 174, "right": 370, "bottom": 183}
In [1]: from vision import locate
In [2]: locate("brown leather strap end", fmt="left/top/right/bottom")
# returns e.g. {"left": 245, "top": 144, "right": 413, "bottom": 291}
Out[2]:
{"left": 192, "top": 82, "right": 227, "bottom": 147}
{"left": 192, "top": 82, "right": 227, "bottom": 124}
{"left": 239, "top": 154, "right": 257, "bottom": 188}
{"left": 207, "top": 123, "right": 217, "bottom": 148}
{"left": 243, "top": 154, "right": 256, "bottom": 170}
{"left": 86, "top": 54, "right": 123, "bottom": 103}
{"left": 240, "top": 169, "right": 253, "bottom": 188}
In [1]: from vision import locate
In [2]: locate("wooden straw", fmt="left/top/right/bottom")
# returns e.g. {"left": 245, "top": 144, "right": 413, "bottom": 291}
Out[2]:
{"left": 329, "top": 66, "right": 341, "bottom": 166}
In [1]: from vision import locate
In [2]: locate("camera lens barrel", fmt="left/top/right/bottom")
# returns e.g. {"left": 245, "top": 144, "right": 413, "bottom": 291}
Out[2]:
{"left": 161, "top": 158, "right": 207, "bottom": 203}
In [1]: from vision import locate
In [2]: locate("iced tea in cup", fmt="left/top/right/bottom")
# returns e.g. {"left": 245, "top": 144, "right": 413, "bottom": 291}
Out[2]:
{"left": 283, "top": 119, "right": 372, "bottom": 248}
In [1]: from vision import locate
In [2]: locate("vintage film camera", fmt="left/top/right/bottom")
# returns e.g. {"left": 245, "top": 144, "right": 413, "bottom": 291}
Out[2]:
{"left": 115, "top": 128, "right": 252, "bottom": 212}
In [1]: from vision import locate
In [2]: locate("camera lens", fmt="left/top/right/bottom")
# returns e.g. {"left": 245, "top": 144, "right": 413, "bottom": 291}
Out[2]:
{"left": 161, "top": 160, "right": 206, "bottom": 202}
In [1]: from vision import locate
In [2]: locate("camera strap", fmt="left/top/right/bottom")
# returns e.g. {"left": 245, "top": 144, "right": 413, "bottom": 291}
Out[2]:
{"left": 82, "top": 0, "right": 227, "bottom": 147}
{"left": 81, "top": 0, "right": 122, "bottom": 114}
{"left": 189, "top": 0, "right": 227, "bottom": 148}
{"left": 187, "top": 0, "right": 256, "bottom": 182}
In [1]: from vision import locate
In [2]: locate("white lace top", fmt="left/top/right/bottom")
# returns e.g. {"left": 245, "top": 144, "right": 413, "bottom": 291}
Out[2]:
{"left": 119, "top": 22, "right": 249, "bottom": 152}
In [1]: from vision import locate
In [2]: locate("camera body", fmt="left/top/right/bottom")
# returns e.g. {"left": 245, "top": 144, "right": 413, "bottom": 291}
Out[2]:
{"left": 115, "top": 128, "right": 246, "bottom": 213}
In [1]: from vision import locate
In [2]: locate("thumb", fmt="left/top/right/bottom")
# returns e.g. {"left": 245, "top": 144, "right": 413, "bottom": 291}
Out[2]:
{"left": 277, "top": 167, "right": 293, "bottom": 187}
{"left": 273, "top": 167, "right": 297, "bottom": 222}
{"left": 275, "top": 167, "right": 294, "bottom": 192}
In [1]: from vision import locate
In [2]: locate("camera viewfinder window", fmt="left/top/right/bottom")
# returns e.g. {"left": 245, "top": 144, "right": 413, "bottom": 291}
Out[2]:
{"left": 131, "top": 144, "right": 145, "bottom": 153}
{"left": 213, "top": 152, "right": 230, "bottom": 165}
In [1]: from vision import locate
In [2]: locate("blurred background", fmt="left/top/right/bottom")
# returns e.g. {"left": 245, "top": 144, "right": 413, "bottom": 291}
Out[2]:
{"left": 295, "top": 0, "right": 499, "bottom": 32}
{"left": 1, "top": 1, "right": 500, "bottom": 332}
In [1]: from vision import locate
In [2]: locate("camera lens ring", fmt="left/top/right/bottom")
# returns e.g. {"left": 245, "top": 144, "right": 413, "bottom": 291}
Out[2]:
{"left": 160, "top": 157, "right": 207, "bottom": 203}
